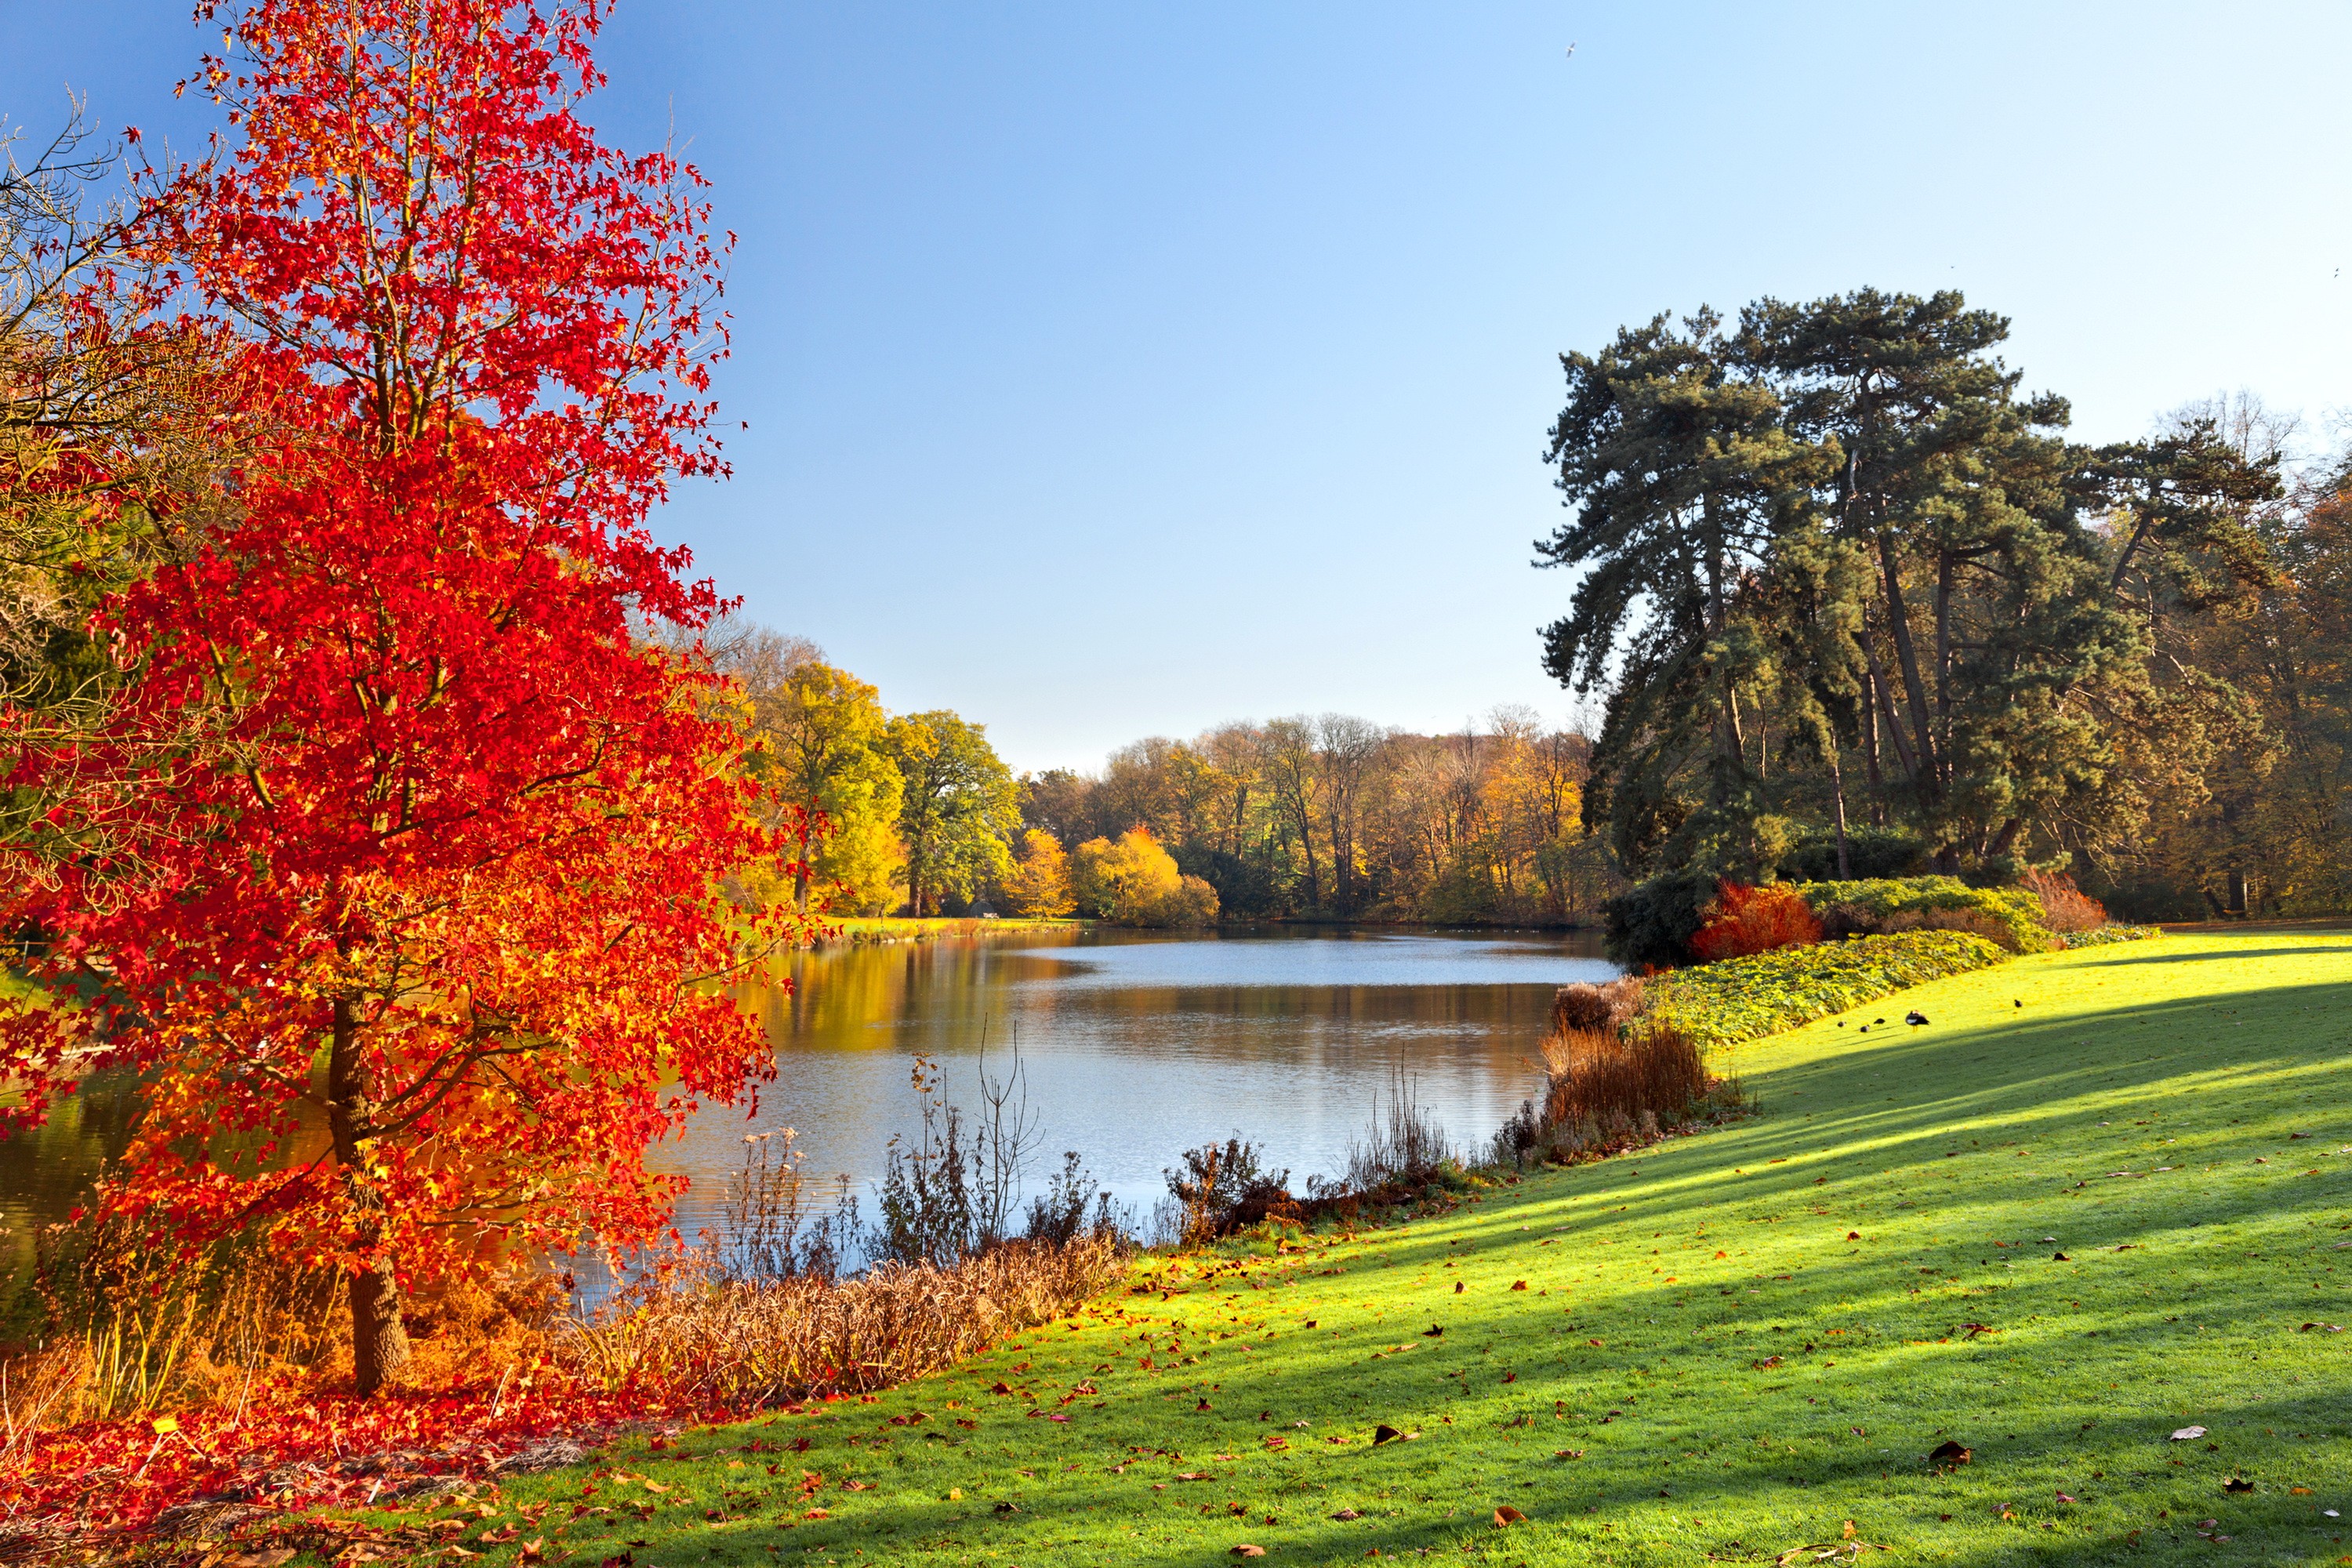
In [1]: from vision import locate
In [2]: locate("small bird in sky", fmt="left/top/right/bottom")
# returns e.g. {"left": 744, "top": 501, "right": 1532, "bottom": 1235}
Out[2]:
{"left": 1565, "top": 42, "right": 1577, "bottom": 57}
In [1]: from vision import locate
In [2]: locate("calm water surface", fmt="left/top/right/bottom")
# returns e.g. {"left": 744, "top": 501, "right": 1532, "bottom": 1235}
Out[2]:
{"left": 0, "top": 928, "right": 1613, "bottom": 1265}
{"left": 665, "top": 926, "right": 1613, "bottom": 1236}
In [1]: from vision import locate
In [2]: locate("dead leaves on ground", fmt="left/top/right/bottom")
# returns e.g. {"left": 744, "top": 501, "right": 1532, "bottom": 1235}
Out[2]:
{"left": 1776, "top": 1521, "right": 1891, "bottom": 1565}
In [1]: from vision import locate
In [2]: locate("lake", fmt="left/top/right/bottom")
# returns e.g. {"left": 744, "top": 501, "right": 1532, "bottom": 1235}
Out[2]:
{"left": 0, "top": 927, "right": 1613, "bottom": 1272}
{"left": 666, "top": 925, "right": 1614, "bottom": 1240}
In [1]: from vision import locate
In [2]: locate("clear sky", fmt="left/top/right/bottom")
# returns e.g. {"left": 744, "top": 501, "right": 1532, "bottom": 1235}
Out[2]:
{"left": 6, "top": 2, "right": 2350, "bottom": 773}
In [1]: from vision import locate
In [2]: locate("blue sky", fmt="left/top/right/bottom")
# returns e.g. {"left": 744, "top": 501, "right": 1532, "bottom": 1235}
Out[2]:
{"left": 6, "top": 2, "right": 2350, "bottom": 772}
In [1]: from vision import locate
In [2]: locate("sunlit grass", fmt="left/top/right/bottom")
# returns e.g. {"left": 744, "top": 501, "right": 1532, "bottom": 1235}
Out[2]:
{"left": 376, "top": 928, "right": 2352, "bottom": 1565}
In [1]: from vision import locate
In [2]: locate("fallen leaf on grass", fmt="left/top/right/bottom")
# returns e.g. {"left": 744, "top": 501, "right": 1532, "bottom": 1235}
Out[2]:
{"left": 1175, "top": 1472, "right": 1215, "bottom": 1482}
{"left": 1493, "top": 1505, "right": 1527, "bottom": 1526}
{"left": 2223, "top": 1477, "right": 2254, "bottom": 1494}
{"left": 1422, "top": 1324, "right": 1444, "bottom": 1338}
{"left": 989, "top": 1381, "right": 1014, "bottom": 1395}
{"left": 1773, "top": 1540, "right": 1889, "bottom": 1565}
{"left": 1330, "top": 1509, "right": 1363, "bottom": 1522}
{"left": 2056, "top": 1492, "right": 2076, "bottom": 1503}
{"left": 1231, "top": 1548, "right": 1265, "bottom": 1559}
{"left": 1510, "top": 1280, "right": 1527, "bottom": 1291}
{"left": 1555, "top": 1448, "right": 1584, "bottom": 1459}
{"left": 2170, "top": 1426, "right": 2207, "bottom": 1441}
{"left": 1928, "top": 1440, "right": 1972, "bottom": 1467}
{"left": 802, "top": 1508, "right": 829, "bottom": 1520}
{"left": 1371, "top": 1425, "right": 1403, "bottom": 1446}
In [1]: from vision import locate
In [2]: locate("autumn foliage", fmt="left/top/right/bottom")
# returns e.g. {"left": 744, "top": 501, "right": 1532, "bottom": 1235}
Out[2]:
{"left": 0, "top": 0, "right": 791, "bottom": 1397}
{"left": 1687, "top": 880, "right": 1824, "bottom": 962}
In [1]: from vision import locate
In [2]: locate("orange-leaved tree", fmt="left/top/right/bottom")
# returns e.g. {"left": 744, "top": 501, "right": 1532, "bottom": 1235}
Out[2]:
{"left": 0, "top": 0, "right": 803, "bottom": 1395}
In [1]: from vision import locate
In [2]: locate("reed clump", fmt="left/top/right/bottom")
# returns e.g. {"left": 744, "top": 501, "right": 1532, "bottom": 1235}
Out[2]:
{"left": 1494, "top": 1010, "right": 1748, "bottom": 1169}
{"left": 559, "top": 1232, "right": 1127, "bottom": 1406}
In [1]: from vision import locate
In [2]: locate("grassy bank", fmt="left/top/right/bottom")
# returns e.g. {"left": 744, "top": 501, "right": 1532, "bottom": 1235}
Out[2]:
{"left": 350, "top": 928, "right": 2348, "bottom": 1564}
{"left": 818, "top": 916, "right": 1089, "bottom": 945}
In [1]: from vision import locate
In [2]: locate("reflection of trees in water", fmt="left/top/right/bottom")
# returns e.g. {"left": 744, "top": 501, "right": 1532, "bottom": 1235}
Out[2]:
{"left": 1, "top": 1073, "right": 145, "bottom": 1310}
{"left": 693, "top": 933, "right": 1613, "bottom": 1218}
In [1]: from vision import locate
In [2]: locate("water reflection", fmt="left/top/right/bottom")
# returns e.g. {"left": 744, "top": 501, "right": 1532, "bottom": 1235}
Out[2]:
{"left": 0, "top": 927, "right": 1614, "bottom": 1276}
{"left": 664, "top": 926, "right": 1613, "bottom": 1236}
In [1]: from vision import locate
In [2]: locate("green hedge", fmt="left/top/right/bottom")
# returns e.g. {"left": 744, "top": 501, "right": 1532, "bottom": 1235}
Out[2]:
{"left": 2056, "top": 924, "right": 2162, "bottom": 949}
{"left": 1642, "top": 930, "right": 2009, "bottom": 1052}
{"left": 1791, "top": 876, "right": 2052, "bottom": 953}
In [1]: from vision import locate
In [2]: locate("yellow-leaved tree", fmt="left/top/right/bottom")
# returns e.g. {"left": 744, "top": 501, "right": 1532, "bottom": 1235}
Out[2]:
{"left": 728, "top": 633, "right": 906, "bottom": 915}
{"left": 1002, "top": 829, "right": 1077, "bottom": 917}
{"left": 1071, "top": 828, "right": 1219, "bottom": 926}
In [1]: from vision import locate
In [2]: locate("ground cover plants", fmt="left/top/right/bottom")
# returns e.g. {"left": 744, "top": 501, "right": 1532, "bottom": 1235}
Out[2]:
{"left": 289, "top": 925, "right": 2352, "bottom": 1566}
{"left": 1642, "top": 929, "right": 2011, "bottom": 1051}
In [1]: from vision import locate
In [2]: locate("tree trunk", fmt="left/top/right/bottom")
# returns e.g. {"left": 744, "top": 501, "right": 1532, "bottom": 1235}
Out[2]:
{"left": 1860, "top": 670, "right": 1886, "bottom": 826}
{"left": 1829, "top": 744, "right": 1852, "bottom": 880}
{"left": 327, "top": 997, "right": 412, "bottom": 1396}
{"left": 1864, "top": 641, "right": 1919, "bottom": 781}
{"left": 1933, "top": 549, "right": 1955, "bottom": 792}
{"left": 1877, "top": 532, "right": 1941, "bottom": 797}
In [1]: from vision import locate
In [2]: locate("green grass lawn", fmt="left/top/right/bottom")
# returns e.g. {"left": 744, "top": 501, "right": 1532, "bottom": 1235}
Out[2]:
{"left": 403, "top": 927, "right": 2352, "bottom": 1565}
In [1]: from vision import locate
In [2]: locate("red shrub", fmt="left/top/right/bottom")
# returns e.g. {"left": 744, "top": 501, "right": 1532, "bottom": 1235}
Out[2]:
{"left": 1689, "top": 880, "right": 1824, "bottom": 962}
{"left": 2022, "top": 869, "right": 2106, "bottom": 933}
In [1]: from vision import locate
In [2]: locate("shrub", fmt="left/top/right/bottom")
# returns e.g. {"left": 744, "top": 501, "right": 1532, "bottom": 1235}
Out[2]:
{"left": 1163, "top": 1138, "right": 1292, "bottom": 1243}
{"left": 2056, "top": 924, "right": 2161, "bottom": 949}
{"left": 1600, "top": 869, "right": 1717, "bottom": 970}
{"left": 1688, "top": 881, "right": 1824, "bottom": 961}
{"left": 1644, "top": 929, "right": 2009, "bottom": 1051}
{"left": 1777, "top": 826, "right": 1927, "bottom": 881}
{"left": 2023, "top": 869, "right": 2107, "bottom": 933}
{"left": 1793, "top": 876, "right": 2049, "bottom": 953}
{"left": 1549, "top": 975, "right": 1646, "bottom": 1034}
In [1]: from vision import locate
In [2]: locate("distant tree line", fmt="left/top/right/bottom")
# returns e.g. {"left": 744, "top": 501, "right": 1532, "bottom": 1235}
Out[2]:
{"left": 1540, "top": 289, "right": 2352, "bottom": 920}
{"left": 1013, "top": 710, "right": 1614, "bottom": 924}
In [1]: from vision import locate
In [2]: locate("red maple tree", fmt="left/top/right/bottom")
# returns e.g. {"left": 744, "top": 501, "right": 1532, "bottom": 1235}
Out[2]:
{"left": 0, "top": 0, "right": 793, "bottom": 1394}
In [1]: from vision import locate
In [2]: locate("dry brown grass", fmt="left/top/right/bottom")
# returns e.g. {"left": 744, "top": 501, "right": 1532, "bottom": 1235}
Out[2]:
{"left": 1539, "top": 1022, "right": 1709, "bottom": 1131}
{"left": 559, "top": 1233, "right": 1127, "bottom": 1406}
{"left": 1548, "top": 975, "right": 1646, "bottom": 1035}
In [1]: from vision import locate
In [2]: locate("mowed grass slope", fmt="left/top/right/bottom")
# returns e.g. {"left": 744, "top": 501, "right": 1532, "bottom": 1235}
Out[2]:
{"left": 420, "top": 929, "right": 2352, "bottom": 1566}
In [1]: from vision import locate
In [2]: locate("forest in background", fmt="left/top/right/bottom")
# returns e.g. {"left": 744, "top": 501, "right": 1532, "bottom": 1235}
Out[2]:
{"left": 708, "top": 629, "right": 1609, "bottom": 924}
